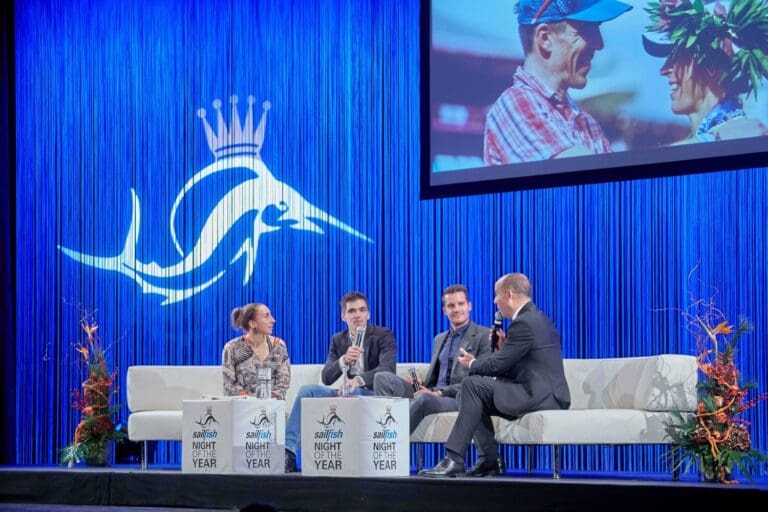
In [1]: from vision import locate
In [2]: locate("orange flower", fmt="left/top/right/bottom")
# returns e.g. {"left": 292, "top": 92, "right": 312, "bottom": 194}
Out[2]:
{"left": 712, "top": 321, "right": 733, "bottom": 335}
{"left": 76, "top": 346, "right": 90, "bottom": 361}
{"left": 81, "top": 322, "right": 99, "bottom": 338}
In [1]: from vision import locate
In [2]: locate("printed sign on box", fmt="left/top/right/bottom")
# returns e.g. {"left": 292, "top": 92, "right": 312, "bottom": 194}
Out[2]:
{"left": 182, "top": 399, "right": 233, "bottom": 473}
{"left": 357, "top": 398, "right": 409, "bottom": 476}
{"left": 232, "top": 398, "right": 285, "bottom": 474}
{"left": 300, "top": 397, "right": 409, "bottom": 477}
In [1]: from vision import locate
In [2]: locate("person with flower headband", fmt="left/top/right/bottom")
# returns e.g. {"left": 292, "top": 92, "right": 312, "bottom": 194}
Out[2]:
{"left": 484, "top": 0, "right": 633, "bottom": 165}
{"left": 643, "top": 0, "right": 768, "bottom": 143}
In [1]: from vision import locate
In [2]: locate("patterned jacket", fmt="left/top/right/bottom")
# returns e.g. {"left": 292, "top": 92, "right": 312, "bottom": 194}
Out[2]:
{"left": 222, "top": 335, "right": 291, "bottom": 400}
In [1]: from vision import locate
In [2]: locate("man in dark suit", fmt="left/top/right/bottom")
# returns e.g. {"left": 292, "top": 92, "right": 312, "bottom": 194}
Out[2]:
{"left": 420, "top": 273, "right": 570, "bottom": 478}
{"left": 284, "top": 291, "right": 396, "bottom": 472}
{"left": 374, "top": 285, "right": 492, "bottom": 438}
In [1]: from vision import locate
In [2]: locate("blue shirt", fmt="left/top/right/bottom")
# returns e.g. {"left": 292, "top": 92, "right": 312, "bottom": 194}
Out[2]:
{"left": 436, "top": 323, "right": 469, "bottom": 387}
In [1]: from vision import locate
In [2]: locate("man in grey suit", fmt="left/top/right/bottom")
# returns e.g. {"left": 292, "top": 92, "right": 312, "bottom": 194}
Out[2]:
{"left": 420, "top": 273, "right": 571, "bottom": 478}
{"left": 374, "top": 285, "right": 492, "bottom": 439}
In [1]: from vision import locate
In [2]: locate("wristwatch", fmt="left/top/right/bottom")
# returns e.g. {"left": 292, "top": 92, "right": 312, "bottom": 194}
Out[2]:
{"left": 435, "top": 389, "right": 443, "bottom": 397}
{"left": 354, "top": 376, "right": 365, "bottom": 386}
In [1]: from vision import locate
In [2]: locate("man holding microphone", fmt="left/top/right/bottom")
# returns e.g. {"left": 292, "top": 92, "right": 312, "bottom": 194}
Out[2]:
{"left": 420, "top": 273, "right": 571, "bottom": 477}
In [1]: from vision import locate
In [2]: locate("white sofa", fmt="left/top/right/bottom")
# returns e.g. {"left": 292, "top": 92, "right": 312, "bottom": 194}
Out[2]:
{"left": 127, "top": 363, "right": 330, "bottom": 468}
{"left": 411, "top": 354, "right": 697, "bottom": 477}
{"left": 127, "top": 355, "right": 697, "bottom": 475}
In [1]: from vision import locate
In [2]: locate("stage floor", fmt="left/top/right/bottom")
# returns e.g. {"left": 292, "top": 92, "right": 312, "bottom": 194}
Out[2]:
{"left": 1, "top": 466, "right": 766, "bottom": 512}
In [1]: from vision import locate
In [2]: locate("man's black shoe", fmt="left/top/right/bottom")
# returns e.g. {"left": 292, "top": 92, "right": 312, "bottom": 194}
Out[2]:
{"left": 418, "top": 457, "right": 466, "bottom": 478}
{"left": 285, "top": 449, "right": 298, "bottom": 473}
{"left": 466, "top": 457, "right": 505, "bottom": 477}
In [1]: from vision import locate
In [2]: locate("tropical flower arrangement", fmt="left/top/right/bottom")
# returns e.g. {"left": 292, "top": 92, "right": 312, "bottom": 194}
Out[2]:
{"left": 60, "top": 318, "right": 125, "bottom": 467}
{"left": 666, "top": 297, "right": 768, "bottom": 483}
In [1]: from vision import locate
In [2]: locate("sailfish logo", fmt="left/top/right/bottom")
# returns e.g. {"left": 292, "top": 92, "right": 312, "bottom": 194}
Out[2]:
{"left": 58, "top": 96, "right": 373, "bottom": 304}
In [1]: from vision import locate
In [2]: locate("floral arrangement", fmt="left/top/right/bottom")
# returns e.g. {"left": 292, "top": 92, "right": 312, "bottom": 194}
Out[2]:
{"left": 645, "top": 0, "right": 768, "bottom": 99}
{"left": 60, "top": 318, "right": 125, "bottom": 467}
{"left": 666, "top": 296, "right": 768, "bottom": 483}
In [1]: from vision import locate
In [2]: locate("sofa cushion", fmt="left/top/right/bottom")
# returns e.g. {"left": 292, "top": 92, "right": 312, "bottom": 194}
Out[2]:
{"left": 128, "top": 411, "right": 184, "bottom": 441}
{"left": 411, "top": 411, "right": 457, "bottom": 443}
{"left": 412, "top": 409, "right": 679, "bottom": 445}
{"left": 565, "top": 355, "right": 696, "bottom": 412}
{"left": 493, "top": 409, "right": 677, "bottom": 444}
{"left": 127, "top": 366, "right": 222, "bottom": 412}
{"left": 285, "top": 364, "right": 325, "bottom": 412}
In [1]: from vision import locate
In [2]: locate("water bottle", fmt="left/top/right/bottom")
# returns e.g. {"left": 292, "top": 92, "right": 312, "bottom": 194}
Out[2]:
{"left": 341, "top": 366, "right": 350, "bottom": 397}
{"left": 257, "top": 368, "right": 272, "bottom": 399}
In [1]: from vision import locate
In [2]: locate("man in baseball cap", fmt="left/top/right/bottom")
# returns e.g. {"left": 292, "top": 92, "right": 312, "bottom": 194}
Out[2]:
{"left": 517, "top": 0, "right": 632, "bottom": 24}
{"left": 484, "top": 0, "right": 632, "bottom": 166}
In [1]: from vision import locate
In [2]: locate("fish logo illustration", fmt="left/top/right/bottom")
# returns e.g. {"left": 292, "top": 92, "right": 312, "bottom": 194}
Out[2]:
{"left": 317, "top": 404, "right": 345, "bottom": 427}
{"left": 195, "top": 406, "right": 218, "bottom": 427}
{"left": 59, "top": 95, "right": 373, "bottom": 304}
{"left": 376, "top": 405, "right": 397, "bottom": 427}
{"left": 250, "top": 407, "right": 272, "bottom": 428}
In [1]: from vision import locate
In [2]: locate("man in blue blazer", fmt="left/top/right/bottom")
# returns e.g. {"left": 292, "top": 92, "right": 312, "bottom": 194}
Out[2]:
{"left": 420, "top": 273, "right": 571, "bottom": 478}
{"left": 374, "top": 284, "right": 492, "bottom": 437}
{"left": 284, "top": 291, "right": 397, "bottom": 472}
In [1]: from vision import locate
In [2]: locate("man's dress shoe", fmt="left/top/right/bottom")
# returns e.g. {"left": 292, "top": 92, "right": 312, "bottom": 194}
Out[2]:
{"left": 466, "top": 457, "right": 505, "bottom": 477}
{"left": 418, "top": 457, "right": 466, "bottom": 478}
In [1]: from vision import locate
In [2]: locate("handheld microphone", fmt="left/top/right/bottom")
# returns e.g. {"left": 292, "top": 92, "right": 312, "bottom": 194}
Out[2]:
{"left": 346, "top": 327, "right": 366, "bottom": 373}
{"left": 354, "top": 326, "right": 365, "bottom": 348}
{"left": 491, "top": 311, "right": 503, "bottom": 351}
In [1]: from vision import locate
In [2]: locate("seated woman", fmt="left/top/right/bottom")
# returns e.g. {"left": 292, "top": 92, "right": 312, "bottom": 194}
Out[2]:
{"left": 643, "top": 0, "right": 768, "bottom": 143}
{"left": 223, "top": 303, "right": 290, "bottom": 400}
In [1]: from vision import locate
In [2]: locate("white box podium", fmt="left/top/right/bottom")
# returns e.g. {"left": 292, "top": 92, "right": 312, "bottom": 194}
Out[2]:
{"left": 182, "top": 397, "right": 285, "bottom": 474}
{"left": 182, "top": 399, "right": 233, "bottom": 473}
{"left": 231, "top": 398, "right": 285, "bottom": 474}
{"left": 300, "top": 396, "right": 409, "bottom": 477}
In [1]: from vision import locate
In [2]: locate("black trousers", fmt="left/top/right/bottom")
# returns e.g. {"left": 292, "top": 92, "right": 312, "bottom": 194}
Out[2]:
{"left": 445, "top": 375, "right": 562, "bottom": 463}
{"left": 445, "top": 376, "right": 500, "bottom": 462}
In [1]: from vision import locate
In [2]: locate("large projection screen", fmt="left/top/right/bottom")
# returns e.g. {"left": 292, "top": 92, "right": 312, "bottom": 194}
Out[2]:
{"left": 421, "top": 0, "right": 768, "bottom": 198}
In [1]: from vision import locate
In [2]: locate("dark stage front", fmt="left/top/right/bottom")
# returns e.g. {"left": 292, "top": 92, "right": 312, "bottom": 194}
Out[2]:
{"left": 1, "top": 467, "right": 767, "bottom": 511}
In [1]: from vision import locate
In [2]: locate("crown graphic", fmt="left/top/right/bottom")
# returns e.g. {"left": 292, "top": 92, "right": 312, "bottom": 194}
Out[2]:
{"left": 197, "top": 95, "right": 271, "bottom": 159}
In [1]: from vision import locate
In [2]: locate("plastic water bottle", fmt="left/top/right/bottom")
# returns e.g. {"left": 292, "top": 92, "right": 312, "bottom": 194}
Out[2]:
{"left": 341, "top": 367, "right": 350, "bottom": 397}
{"left": 257, "top": 368, "right": 272, "bottom": 399}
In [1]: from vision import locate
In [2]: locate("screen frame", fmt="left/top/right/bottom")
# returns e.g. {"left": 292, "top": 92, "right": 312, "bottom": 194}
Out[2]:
{"left": 419, "top": 0, "right": 768, "bottom": 199}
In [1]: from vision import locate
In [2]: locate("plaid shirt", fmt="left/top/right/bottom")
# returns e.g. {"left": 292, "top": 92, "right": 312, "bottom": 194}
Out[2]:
{"left": 484, "top": 67, "right": 611, "bottom": 165}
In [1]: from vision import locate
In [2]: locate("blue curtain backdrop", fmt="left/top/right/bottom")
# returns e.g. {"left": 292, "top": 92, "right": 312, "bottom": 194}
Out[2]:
{"left": 13, "top": 0, "right": 768, "bottom": 476}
